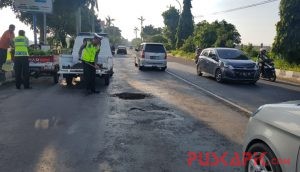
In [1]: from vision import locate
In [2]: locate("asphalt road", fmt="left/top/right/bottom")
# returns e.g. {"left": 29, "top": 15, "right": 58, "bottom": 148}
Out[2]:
{"left": 1, "top": 51, "right": 296, "bottom": 172}
{"left": 167, "top": 57, "right": 300, "bottom": 112}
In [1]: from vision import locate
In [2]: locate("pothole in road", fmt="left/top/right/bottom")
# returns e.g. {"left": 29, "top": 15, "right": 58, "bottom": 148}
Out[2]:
{"left": 112, "top": 92, "right": 151, "bottom": 100}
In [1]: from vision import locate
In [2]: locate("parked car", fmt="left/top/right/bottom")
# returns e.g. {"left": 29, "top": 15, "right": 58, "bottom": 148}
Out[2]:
{"left": 243, "top": 101, "right": 300, "bottom": 172}
{"left": 116, "top": 45, "right": 127, "bottom": 55}
{"left": 135, "top": 43, "right": 167, "bottom": 71}
{"left": 196, "top": 48, "right": 259, "bottom": 83}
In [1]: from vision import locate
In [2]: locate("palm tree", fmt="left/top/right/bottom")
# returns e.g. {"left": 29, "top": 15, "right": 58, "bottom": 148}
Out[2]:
{"left": 105, "top": 16, "right": 115, "bottom": 27}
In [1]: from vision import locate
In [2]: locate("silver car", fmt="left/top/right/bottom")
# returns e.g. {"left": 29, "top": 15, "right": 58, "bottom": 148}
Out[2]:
{"left": 135, "top": 43, "right": 167, "bottom": 71}
{"left": 243, "top": 101, "right": 300, "bottom": 172}
{"left": 197, "top": 48, "right": 260, "bottom": 83}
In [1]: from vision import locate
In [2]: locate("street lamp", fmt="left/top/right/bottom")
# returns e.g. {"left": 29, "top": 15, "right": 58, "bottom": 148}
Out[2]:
{"left": 175, "top": 0, "right": 182, "bottom": 13}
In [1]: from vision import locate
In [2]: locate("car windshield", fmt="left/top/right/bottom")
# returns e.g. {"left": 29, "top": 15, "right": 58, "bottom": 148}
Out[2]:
{"left": 145, "top": 44, "right": 165, "bottom": 53}
{"left": 217, "top": 49, "right": 249, "bottom": 60}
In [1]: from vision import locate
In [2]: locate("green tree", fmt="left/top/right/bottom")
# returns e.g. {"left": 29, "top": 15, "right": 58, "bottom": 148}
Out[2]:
{"left": 131, "top": 38, "right": 142, "bottom": 47}
{"left": 104, "top": 26, "right": 122, "bottom": 46}
{"left": 141, "top": 25, "right": 163, "bottom": 42}
{"left": 150, "top": 35, "right": 168, "bottom": 44}
{"left": 181, "top": 36, "right": 195, "bottom": 52}
{"left": 176, "top": 0, "right": 194, "bottom": 49}
{"left": 193, "top": 21, "right": 218, "bottom": 49}
{"left": 213, "top": 20, "right": 241, "bottom": 47}
{"left": 162, "top": 6, "right": 180, "bottom": 49}
{"left": 273, "top": 0, "right": 300, "bottom": 63}
{"left": 192, "top": 20, "right": 240, "bottom": 50}
{"left": 242, "top": 43, "right": 259, "bottom": 58}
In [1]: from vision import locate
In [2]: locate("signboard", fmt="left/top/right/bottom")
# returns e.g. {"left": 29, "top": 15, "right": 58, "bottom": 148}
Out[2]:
{"left": 14, "top": 0, "right": 53, "bottom": 13}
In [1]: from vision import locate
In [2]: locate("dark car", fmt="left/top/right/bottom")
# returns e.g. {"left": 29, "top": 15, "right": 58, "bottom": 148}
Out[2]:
{"left": 196, "top": 48, "right": 260, "bottom": 83}
{"left": 116, "top": 46, "right": 127, "bottom": 55}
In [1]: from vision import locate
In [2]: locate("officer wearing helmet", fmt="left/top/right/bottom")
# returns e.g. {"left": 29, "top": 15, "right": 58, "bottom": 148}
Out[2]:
{"left": 79, "top": 34, "right": 102, "bottom": 94}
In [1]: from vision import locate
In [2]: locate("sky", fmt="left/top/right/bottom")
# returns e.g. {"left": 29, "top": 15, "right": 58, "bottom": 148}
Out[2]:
{"left": 0, "top": 0, "right": 280, "bottom": 45}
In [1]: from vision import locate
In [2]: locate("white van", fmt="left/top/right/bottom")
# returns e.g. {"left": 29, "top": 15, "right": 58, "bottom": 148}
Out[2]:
{"left": 58, "top": 33, "right": 113, "bottom": 86}
{"left": 134, "top": 43, "right": 167, "bottom": 71}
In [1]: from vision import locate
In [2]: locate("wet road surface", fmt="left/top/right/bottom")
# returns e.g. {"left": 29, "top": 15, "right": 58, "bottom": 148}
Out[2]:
{"left": 0, "top": 52, "right": 285, "bottom": 171}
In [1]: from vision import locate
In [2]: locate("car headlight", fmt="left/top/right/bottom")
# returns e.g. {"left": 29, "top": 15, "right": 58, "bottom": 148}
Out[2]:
{"left": 252, "top": 106, "right": 264, "bottom": 117}
{"left": 224, "top": 64, "right": 234, "bottom": 70}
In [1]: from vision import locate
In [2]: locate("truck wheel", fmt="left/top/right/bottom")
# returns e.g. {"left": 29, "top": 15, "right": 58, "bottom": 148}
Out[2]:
{"left": 104, "top": 74, "right": 110, "bottom": 86}
{"left": 160, "top": 67, "right": 167, "bottom": 71}
{"left": 139, "top": 66, "right": 144, "bottom": 71}
{"left": 53, "top": 73, "right": 59, "bottom": 84}
{"left": 65, "top": 76, "right": 73, "bottom": 86}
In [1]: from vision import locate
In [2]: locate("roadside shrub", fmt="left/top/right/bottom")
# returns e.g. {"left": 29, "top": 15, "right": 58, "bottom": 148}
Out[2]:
{"left": 180, "top": 36, "right": 195, "bottom": 53}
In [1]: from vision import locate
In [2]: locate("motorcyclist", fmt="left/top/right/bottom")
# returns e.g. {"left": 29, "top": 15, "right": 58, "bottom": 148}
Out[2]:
{"left": 258, "top": 48, "right": 272, "bottom": 75}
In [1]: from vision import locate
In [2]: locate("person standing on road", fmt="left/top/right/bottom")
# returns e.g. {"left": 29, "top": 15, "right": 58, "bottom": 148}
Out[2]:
{"left": 13, "top": 30, "right": 31, "bottom": 89}
{"left": 194, "top": 46, "right": 202, "bottom": 64}
{"left": 0, "top": 24, "right": 15, "bottom": 72}
{"left": 79, "top": 34, "right": 102, "bottom": 94}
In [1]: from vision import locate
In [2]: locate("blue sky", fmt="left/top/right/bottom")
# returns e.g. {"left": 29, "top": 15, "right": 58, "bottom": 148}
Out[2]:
{"left": 0, "top": 0, "right": 280, "bottom": 45}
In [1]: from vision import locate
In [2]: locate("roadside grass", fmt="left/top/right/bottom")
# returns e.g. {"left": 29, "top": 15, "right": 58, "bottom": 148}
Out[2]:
{"left": 169, "top": 50, "right": 300, "bottom": 72}
{"left": 272, "top": 58, "right": 300, "bottom": 72}
{"left": 169, "top": 50, "right": 194, "bottom": 60}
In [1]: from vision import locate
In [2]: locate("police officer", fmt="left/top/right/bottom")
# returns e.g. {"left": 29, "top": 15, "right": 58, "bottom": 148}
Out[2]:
{"left": 80, "top": 34, "right": 102, "bottom": 94}
{"left": 13, "top": 30, "right": 30, "bottom": 89}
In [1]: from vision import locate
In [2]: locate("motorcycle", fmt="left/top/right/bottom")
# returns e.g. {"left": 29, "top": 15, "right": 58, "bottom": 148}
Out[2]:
{"left": 259, "top": 59, "right": 276, "bottom": 82}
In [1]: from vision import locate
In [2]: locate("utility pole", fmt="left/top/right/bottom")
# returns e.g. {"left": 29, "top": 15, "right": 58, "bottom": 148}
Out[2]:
{"left": 43, "top": 13, "right": 47, "bottom": 44}
{"left": 134, "top": 27, "right": 139, "bottom": 39}
{"left": 76, "top": 7, "right": 82, "bottom": 35}
{"left": 138, "top": 16, "right": 145, "bottom": 41}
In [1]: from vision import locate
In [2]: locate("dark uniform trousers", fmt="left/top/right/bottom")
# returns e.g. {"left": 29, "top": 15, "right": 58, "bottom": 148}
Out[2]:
{"left": 0, "top": 48, "right": 8, "bottom": 69}
{"left": 83, "top": 61, "right": 96, "bottom": 91}
{"left": 14, "top": 56, "right": 30, "bottom": 88}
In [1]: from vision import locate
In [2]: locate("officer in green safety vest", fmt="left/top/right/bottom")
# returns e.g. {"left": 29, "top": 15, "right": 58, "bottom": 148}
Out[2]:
{"left": 13, "top": 30, "right": 30, "bottom": 89}
{"left": 79, "top": 34, "right": 102, "bottom": 94}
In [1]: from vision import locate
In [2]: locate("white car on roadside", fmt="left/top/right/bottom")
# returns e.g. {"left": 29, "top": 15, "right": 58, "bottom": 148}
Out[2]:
{"left": 243, "top": 101, "right": 300, "bottom": 172}
{"left": 134, "top": 43, "right": 167, "bottom": 71}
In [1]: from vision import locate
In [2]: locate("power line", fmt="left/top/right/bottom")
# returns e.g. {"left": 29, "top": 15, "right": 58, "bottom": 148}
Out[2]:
{"left": 195, "top": 0, "right": 279, "bottom": 18}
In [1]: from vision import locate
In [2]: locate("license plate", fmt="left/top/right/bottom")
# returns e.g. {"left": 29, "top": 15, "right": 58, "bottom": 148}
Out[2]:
{"left": 150, "top": 56, "right": 157, "bottom": 59}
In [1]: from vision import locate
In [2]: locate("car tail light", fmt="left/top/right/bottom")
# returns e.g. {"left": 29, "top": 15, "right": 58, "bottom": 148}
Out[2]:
{"left": 165, "top": 53, "right": 167, "bottom": 59}
{"left": 141, "top": 51, "right": 145, "bottom": 58}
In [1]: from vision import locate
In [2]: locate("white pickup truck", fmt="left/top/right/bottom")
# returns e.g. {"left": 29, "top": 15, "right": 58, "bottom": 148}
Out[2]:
{"left": 58, "top": 33, "right": 114, "bottom": 86}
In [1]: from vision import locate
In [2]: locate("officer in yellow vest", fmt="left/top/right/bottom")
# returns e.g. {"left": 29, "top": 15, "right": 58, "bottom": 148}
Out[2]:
{"left": 13, "top": 30, "right": 30, "bottom": 89}
{"left": 79, "top": 34, "right": 102, "bottom": 94}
